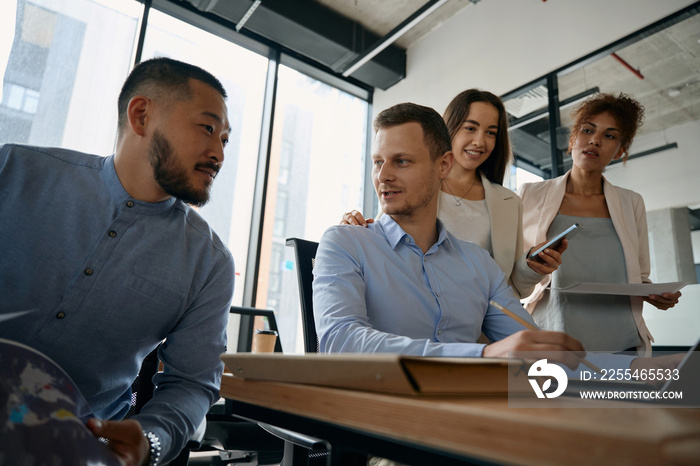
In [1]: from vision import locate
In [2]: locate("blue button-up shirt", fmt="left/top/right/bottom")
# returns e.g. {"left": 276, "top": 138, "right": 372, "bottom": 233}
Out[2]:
{"left": 313, "top": 215, "right": 536, "bottom": 356}
{"left": 0, "top": 144, "right": 234, "bottom": 462}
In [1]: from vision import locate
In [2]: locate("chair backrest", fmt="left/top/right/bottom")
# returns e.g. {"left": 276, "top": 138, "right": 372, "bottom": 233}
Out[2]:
{"left": 125, "top": 306, "right": 283, "bottom": 420}
{"left": 285, "top": 237, "right": 319, "bottom": 353}
{"left": 124, "top": 343, "right": 161, "bottom": 419}
{"left": 231, "top": 306, "right": 283, "bottom": 353}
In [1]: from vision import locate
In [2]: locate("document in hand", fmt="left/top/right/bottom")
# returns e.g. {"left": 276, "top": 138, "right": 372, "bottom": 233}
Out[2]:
{"left": 0, "top": 338, "right": 121, "bottom": 465}
{"left": 553, "top": 281, "right": 687, "bottom": 296}
{"left": 220, "top": 352, "right": 531, "bottom": 396}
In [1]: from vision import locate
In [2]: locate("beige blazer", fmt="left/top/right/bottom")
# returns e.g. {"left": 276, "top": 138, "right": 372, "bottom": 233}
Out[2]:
{"left": 438, "top": 173, "right": 541, "bottom": 298}
{"left": 518, "top": 171, "right": 653, "bottom": 355}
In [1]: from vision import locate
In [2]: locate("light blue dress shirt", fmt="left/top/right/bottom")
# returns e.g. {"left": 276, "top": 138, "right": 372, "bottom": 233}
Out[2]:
{"left": 313, "top": 215, "right": 536, "bottom": 356}
{"left": 0, "top": 144, "right": 234, "bottom": 462}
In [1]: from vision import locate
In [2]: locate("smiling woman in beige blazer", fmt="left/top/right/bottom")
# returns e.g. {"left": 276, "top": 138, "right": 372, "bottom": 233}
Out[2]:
{"left": 519, "top": 93, "right": 681, "bottom": 355}
{"left": 342, "top": 89, "right": 562, "bottom": 298}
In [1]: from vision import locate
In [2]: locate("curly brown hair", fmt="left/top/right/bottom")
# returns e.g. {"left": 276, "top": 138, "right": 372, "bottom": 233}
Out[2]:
{"left": 568, "top": 92, "right": 645, "bottom": 162}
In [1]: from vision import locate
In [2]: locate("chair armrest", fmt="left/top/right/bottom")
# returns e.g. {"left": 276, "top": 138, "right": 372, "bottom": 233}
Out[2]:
{"left": 258, "top": 423, "right": 329, "bottom": 450}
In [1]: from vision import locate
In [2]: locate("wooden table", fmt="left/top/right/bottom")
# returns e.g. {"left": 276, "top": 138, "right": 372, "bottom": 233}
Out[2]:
{"left": 220, "top": 374, "right": 700, "bottom": 465}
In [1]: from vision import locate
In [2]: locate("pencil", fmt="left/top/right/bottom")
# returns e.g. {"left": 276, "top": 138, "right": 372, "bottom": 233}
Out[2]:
{"left": 489, "top": 300, "right": 603, "bottom": 374}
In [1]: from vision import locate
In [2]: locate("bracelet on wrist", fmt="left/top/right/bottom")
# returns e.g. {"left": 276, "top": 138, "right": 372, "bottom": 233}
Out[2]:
{"left": 143, "top": 431, "right": 161, "bottom": 466}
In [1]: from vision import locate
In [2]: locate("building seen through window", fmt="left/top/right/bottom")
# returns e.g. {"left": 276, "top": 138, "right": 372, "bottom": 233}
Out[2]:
{"left": 0, "top": 0, "right": 370, "bottom": 354}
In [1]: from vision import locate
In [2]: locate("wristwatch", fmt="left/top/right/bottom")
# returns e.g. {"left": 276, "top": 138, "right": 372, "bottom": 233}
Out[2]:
{"left": 143, "top": 431, "right": 161, "bottom": 466}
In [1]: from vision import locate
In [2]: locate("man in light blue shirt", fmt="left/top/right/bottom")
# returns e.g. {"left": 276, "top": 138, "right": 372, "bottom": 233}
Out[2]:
{"left": 313, "top": 102, "right": 589, "bottom": 368}
{"left": 0, "top": 58, "right": 233, "bottom": 465}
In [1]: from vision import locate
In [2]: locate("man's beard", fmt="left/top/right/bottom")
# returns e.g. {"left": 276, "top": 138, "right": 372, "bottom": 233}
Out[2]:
{"left": 379, "top": 174, "right": 438, "bottom": 218}
{"left": 148, "top": 130, "right": 212, "bottom": 207}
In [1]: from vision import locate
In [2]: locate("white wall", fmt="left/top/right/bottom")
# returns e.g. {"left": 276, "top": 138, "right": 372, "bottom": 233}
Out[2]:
{"left": 374, "top": 0, "right": 700, "bottom": 347}
{"left": 643, "top": 285, "right": 700, "bottom": 346}
{"left": 604, "top": 121, "right": 700, "bottom": 212}
{"left": 374, "top": 0, "right": 696, "bottom": 115}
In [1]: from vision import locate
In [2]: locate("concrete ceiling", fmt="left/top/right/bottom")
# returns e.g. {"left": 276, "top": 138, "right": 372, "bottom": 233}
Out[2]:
{"left": 312, "top": 1, "right": 699, "bottom": 174}
{"left": 560, "top": 13, "right": 700, "bottom": 135}
{"left": 186, "top": 0, "right": 698, "bottom": 174}
{"left": 313, "top": 0, "right": 474, "bottom": 49}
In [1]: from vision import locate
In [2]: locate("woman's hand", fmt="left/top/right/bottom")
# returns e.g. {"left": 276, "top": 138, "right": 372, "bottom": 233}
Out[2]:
{"left": 340, "top": 210, "right": 373, "bottom": 227}
{"left": 526, "top": 238, "right": 567, "bottom": 275}
{"left": 644, "top": 291, "right": 682, "bottom": 311}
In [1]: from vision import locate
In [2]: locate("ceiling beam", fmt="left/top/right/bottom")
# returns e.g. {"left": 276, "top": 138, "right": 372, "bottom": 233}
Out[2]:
{"left": 178, "top": 0, "right": 407, "bottom": 90}
{"left": 341, "top": 0, "right": 449, "bottom": 77}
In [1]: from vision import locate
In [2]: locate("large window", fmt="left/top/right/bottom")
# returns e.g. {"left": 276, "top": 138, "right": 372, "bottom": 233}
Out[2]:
{"left": 257, "top": 64, "right": 369, "bottom": 353}
{"left": 139, "top": 8, "right": 270, "bottom": 311}
{"left": 0, "top": 0, "right": 142, "bottom": 153}
{"left": 0, "top": 0, "right": 372, "bottom": 353}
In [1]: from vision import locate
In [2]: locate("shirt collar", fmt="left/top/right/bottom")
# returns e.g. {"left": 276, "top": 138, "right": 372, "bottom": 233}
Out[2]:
{"left": 101, "top": 155, "right": 178, "bottom": 215}
{"left": 377, "top": 214, "right": 451, "bottom": 252}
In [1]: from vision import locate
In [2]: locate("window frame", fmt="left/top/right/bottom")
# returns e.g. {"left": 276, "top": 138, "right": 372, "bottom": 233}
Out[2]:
{"left": 144, "top": 0, "right": 375, "bottom": 308}
{"left": 501, "top": 2, "right": 700, "bottom": 180}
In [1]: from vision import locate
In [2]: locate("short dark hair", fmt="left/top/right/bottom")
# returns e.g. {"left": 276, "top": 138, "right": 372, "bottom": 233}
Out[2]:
{"left": 443, "top": 89, "right": 512, "bottom": 185}
{"left": 373, "top": 103, "right": 451, "bottom": 160}
{"left": 117, "top": 57, "right": 227, "bottom": 134}
{"left": 568, "top": 92, "right": 645, "bottom": 162}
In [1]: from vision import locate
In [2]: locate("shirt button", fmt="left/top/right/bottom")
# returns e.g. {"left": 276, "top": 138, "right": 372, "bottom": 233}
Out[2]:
{"left": 108, "top": 230, "right": 117, "bottom": 238}
{"left": 404, "top": 237, "right": 410, "bottom": 243}
{"left": 435, "top": 292, "right": 440, "bottom": 297}
{"left": 437, "top": 329, "right": 443, "bottom": 335}
{"left": 126, "top": 201, "right": 134, "bottom": 208}
{"left": 56, "top": 312, "right": 66, "bottom": 319}
{"left": 84, "top": 268, "right": 93, "bottom": 276}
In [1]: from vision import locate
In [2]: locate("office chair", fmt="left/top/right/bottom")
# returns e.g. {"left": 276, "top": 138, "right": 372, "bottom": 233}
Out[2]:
{"left": 175, "top": 306, "right": 288, "bottom": 465}
{"left": 180, "top": 306, "right": 331, "bottom": 465}
{"left": 285, "top": 237, "right": 320, "bottom": 353}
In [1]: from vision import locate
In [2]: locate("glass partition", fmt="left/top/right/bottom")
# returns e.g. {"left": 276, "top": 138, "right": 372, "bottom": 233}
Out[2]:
{"left": 502, "top": 7, "right": 700, "bottom": 346}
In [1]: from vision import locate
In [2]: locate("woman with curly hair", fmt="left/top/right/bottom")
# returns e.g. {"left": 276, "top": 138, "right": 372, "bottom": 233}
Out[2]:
{"left": 519, "top": 93, "right": 681, "bottom": 355}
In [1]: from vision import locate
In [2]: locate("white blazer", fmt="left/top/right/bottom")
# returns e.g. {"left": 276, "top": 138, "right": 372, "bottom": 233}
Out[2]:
{"left": 438, "top": 173, "right": 541, "bottom": 299}
{"left": 518, "top": 171, "right": 653, "bottom": 355}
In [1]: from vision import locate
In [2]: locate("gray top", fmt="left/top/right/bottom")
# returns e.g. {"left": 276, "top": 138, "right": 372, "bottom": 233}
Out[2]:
{"left": 532, "top": 214, "right": 641, "bottom": 352}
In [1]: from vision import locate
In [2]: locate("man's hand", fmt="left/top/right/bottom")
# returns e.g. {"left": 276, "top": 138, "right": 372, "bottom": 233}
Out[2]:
{"left": 87, "top": 418, "right": 150, "bottom": 466}
{"left": 482, "top": 329, "right": 586, "bottom": 370}
{"left": 526, "top": 238, "right": 567, "bottom": 275}
{"left": 340, "top": 210, "right": 373, "bottom": 227}
{"left": 644, "top": 290, "right": 681, "bottom": 311}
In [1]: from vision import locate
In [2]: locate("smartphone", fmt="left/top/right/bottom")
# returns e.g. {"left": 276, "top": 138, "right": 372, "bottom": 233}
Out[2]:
{"left": 528, "top": 223, "right": 583, "bottom": 261}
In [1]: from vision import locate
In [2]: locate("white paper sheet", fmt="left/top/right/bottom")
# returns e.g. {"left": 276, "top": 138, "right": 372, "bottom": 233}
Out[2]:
{"left": 552, "top": 282, "right": 688, "bottom": 296}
